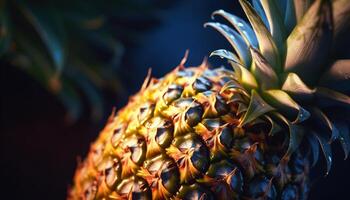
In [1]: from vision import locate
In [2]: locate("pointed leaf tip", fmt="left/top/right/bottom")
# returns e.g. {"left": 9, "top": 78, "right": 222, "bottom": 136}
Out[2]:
{"left": 264, "top": 115, "right": 282, "bottom": 136}
{"left": 263, "top": 90, "right": 310, "bottom": 123}
{"left": 209, "top": 49, "right": 240, "bottom": 63}
{"left": 239, "top": 0, "right": 280, "bottom": 71}
{"left": 282, "top": 73, "right": 315, "bottom": 102}
{"left": 307, "top": 134, "right": 320, "bottom": 167}
{"left": 315, "top": 87, "right": 350, "bottom": 109}
{"left": 334, "top": 121, "right": 350, "bottom": 160}
{"left": 310, "top": 107, "right": 339, "bottom": 144}
{"left": 273, "top": 113, "right": 304, "bottom": 163}
{"left": 251, "top": 0, "right": 270, "bottom": 31}
{"left": 211, "top": 9, "right": 258, "bottom": 48}
{"left": 204, "top": 22, "right": 251, "bottom": 66}
{"left": 315, "top": 133, "right": 333, "bottom": 175}
{"left": 319, "top": 60, "right": 350, "bottom": 94}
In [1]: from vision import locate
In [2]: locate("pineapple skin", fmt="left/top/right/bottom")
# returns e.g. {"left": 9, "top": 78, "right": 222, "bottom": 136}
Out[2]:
{"left": 68, "top": 61, "right": 310, "bottom": 200}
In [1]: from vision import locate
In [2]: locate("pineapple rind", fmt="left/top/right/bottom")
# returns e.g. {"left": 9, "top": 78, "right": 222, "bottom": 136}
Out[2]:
{"left": 69, "top": 60, "right": 310, "bottom": 199}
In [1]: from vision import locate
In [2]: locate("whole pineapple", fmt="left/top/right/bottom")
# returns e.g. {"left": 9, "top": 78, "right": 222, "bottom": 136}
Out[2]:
{"left": 69, "top": 0, "right": 350, "bottom": 199}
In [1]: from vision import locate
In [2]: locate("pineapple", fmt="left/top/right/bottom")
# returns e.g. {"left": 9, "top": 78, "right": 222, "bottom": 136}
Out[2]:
{"left": 69, "top": 0, "right": 350, "bottom": 199}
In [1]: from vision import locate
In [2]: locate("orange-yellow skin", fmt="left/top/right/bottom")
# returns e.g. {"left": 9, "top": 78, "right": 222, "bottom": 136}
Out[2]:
{"left": 69, "top": 57, "right": 309, "bottom": 200}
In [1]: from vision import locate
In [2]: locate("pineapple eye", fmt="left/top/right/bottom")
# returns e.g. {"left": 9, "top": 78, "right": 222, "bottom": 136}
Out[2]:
{"left": 192, "top": 76, "right": 212, "bottom": 92}
{"left": 91, "top": 143, "right": 105, "bottom": 166}
{"left": 104, "top": 158, "right": 121, "bottom": 189}
{"left": 247, "top": 176, "right": 277, "bottom": 199}
{"left": 229, "top": 169, "right": 244, "bottom": 194}
{"left": 185, "top": 105, "right": 204, "bottom": 126}
{"left": 111, "top": 125, "right": 125, "bottom": 148}
{"left": 253, "top": 148, "right": 265, "bottom": 165}
{"left": 180, "top": 136, "right": 210, "bottom": 173}
{"left": 202, "top": 118, "right": 223, "bottom": 130}
{"left": 190, "top": 144, "right": 210, "bottom": 173}
{"left": 163, "top": 84, "right": 183, "bottom": 105}
{"left": 155, "top": 120, "right": 174, "bottom": 148}
{"left": 138, "top": 103, "right": 155, "bottom": 124}
{"left": 207, "top": 160, "right": 244, "bottom": 194}
{"left": 173, "top": 97, "right": 194, "bottom": 108}
{"left": 170, "top": 133, "right": 210, "bottom": 180}
{"left": 214, "top": 95, "right": 229, "bottom": 115}
{"left": 290, "top": 152, "right": 307, "bottom": 175}
{"left": 83, "top": 181, "right": 97, "bottom": 200}
{"left": 141, "top": 155, "right": 180, "bottom": 197}
{"left": 117, "top": 177, "right": 151, "bottom": 199}
{"left": 160, "top": 161, "right": 180, "bottom": 194}
{"left": 126, "top": 136, "right": 146, "bottom": 165}
{"left": 219, "top": 127, "right": 234, "bottom": 149}
{"left": 281, "top": 184, "right": 298, "bottom": 200}
{"left": 177, "top": 183, "right": 214, "bottom": 199}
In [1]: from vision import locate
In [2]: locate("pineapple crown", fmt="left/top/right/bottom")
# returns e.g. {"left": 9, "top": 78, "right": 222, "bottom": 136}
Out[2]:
{"left": 205, "top": 0, "right": 350, "bottom": 174}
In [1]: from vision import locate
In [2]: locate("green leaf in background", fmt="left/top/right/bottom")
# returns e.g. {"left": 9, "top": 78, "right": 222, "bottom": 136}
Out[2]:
{"left": 17, "top": 1, "right": 66, "bottom": 72}
{"left": 1, "top": 0, "right": 174, "bottom": 122}
{"left": 58, "top": 81, "right": 83, "bottom": 122}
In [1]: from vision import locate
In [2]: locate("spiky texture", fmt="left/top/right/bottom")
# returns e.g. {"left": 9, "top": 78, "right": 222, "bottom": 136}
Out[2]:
{"left": 69, "top": 0, "right": 350, "bottom": 199}
{"left": 69, "top": 59, "right": 311, "bottom": 199}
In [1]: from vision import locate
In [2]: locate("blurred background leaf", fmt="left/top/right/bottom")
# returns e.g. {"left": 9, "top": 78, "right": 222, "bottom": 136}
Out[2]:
{"left": 0, "top": 0, "right": 175, "bottom": 122}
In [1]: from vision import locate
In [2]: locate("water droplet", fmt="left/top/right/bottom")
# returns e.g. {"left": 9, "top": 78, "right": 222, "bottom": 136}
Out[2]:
{"left": 298, "top": 108, "right": 310, "bottom": 122}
